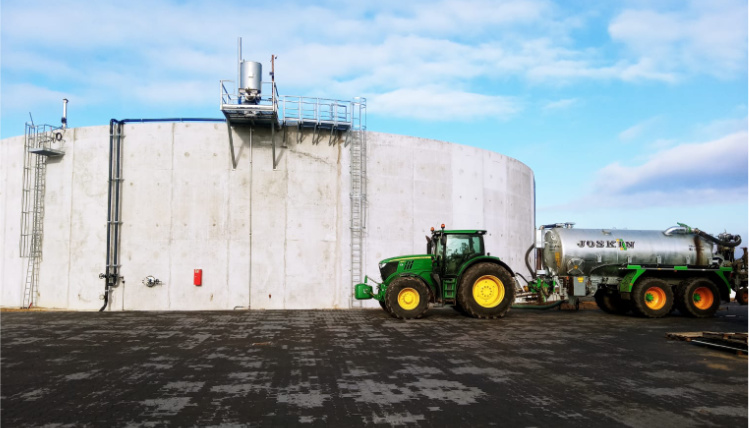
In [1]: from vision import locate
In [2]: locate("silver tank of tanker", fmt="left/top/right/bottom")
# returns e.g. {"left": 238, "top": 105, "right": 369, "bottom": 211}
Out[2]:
{"left": 542, "top": 227, "right": 716, "bottom": 277}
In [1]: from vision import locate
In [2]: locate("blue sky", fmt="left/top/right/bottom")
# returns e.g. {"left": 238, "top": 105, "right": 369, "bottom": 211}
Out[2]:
{"left": 2, "top": 0, "right": 747, "bottom": 245}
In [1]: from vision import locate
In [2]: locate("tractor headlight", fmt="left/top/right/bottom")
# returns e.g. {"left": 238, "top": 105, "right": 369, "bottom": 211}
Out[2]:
{"left": 378, "top": 261, "right": 398, "bottom": 282}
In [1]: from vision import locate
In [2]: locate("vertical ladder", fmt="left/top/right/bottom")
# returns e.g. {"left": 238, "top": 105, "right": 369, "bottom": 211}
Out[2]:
{"left": 349, "top": 99, "right": 367, "bottom": 307}
{"left": 19, "top": 125, "right": 52, "bottom": 308}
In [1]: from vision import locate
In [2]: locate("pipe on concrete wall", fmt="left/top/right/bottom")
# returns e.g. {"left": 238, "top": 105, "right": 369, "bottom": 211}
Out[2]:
{"left": 99, "top": 118, "right": 227, "bottom": 311}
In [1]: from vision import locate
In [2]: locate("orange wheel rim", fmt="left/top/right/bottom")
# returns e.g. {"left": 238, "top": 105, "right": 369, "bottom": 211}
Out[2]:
{"left": 692, "top": 287, "right": 714, "bottom": 310}
{"left": 644, "top": 287, "right": 667, "bottom": 310}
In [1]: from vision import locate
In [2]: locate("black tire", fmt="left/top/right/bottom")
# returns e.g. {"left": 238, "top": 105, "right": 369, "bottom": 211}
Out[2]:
{"left": 673, "top": 280, "right": 689, "bottom": 315}
{"left": 736, "top": 287, "right": 748, "bottom": 305}
{"left": 677, "top": 278, "right": 721, "bottom": 318}
{"left": 378, "top": 300, "right": 390, "bottom": 313}
{"left": 452, "top": 303, "right": 466, "bottom": 314}
{"left": 631, "top": 278, "right": 673, "bottom": 318}
{"left": 594, "top": 289, "right": 629, "bottom": 314}
{"left": 457, "top": 263, "right": 515, "bottom": 319}
{"left": 384, "top": 277, "right": 430, "bottom": 320}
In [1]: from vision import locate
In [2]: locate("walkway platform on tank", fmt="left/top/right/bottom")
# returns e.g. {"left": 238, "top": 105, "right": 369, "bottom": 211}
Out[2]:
{"left": 2, "top": 304, "right": 747, "bottom": 426}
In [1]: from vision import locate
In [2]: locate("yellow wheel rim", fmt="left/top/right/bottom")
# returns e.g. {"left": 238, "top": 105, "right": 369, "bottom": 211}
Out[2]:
{"left": 397, "top": 288, "right": 420, "bottom": 310}
{"left": 692, "top": 287, "right": 714, "bottom": 310}
{"left": 644, "top": 287, "right": 667, "bottom": 310}
{"left": 472, "top": 275, "right": 505, "bottom": 308}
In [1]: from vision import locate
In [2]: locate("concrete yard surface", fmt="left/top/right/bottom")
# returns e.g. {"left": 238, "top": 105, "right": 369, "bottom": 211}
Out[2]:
{"left": 1, "top": 305, "right": 747, "bottom": 427}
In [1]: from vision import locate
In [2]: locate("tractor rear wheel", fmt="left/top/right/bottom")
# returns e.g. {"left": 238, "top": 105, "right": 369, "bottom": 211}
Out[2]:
{"left": 631, "top": 278, "right": 673, "bottom": 318}
{"left": 677, "top": 278, "right": 720, "bottom": 318}
{"left": 457, "top": 263, "right": 515, "bottom": 319}
{"left": 385, "top": 277, "right": 430, "bottom": 320}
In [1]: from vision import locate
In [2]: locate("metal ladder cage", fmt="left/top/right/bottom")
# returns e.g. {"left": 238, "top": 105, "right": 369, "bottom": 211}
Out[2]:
{"left": 349, "top": 98, "right": 367, "bottom": 307}
{"left": 19, "top": 123, "right": 64, "bottom": 308}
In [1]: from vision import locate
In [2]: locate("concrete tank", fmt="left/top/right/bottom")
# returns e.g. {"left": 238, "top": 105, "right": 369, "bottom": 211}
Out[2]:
{"left": 0, "top": 124, "right": 535, "bottom": 310}
{"left": 543, "top": 227, "right": 716, "bottom": 277}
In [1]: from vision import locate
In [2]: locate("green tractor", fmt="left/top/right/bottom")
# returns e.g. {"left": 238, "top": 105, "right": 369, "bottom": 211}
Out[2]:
{"left": 354, "top": 225, "right": 516, "bottom": 319}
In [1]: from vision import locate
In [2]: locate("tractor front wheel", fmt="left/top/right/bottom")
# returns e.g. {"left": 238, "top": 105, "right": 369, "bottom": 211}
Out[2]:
{"left": 385, "top": 277, "right": 430, "bottom": 320}
{"left": 457, "top": 263, "right": 515, "bottom": 319}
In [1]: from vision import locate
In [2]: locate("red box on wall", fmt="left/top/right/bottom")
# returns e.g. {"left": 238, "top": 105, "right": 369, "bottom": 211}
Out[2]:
{"left": 194, "top": 269, "right": 202, "bottom": 286}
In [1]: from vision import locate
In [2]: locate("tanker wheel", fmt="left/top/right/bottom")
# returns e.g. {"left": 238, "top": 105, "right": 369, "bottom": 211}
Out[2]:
{"left": 678, "top": 278, "right": 720, "bottom": 318}
{"left": 736, "top": 287, "right": 748, "bottom": 305}
{"left": 384, "top": 277, "right": 430, "bottom": 320}
{"left": 594, "top": 290, "right": 629, "bottom": 315}
{"left": 631, "top": 278, "right": 673, "bottom": 318}
{"left": 457, "top": 263, "right": 515, "bottom": 319}
{"left": 673, "top": 281, "right": 689, "bottom": 315}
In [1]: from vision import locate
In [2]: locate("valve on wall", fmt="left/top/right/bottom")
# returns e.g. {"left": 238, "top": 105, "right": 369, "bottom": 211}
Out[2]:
{"left": 143, "top": 276, "right": 162, "bottom": 288}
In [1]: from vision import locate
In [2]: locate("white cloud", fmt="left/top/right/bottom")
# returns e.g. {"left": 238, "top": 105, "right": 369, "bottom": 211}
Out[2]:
{"left": 368, "top": 86, "right": 520, "bottom": 121}
{"left": 609, "top": 0, "right": 748, "bottom": 78}
{"left": 694, "top": 116, "right": 749, "bottom": 140}
{"left": 595, "top": 131, "right": 748, "bottom": 197}
{"left": 542, "top": 98, "right": 578, "bottom": 110}
{"left": 618, "top": 117, "right": 661, "bottom": 141}
{"left": 542, "top": 131, "right": 748, "bottom": 212}
{"left": 372, "top": 0, "right": 549, "bottom": 36}
{"left": 0, "top": 83, "right": 75, "bottom": 113}
{"left": 1, "top": 0, "right": 746, "bottom": 127}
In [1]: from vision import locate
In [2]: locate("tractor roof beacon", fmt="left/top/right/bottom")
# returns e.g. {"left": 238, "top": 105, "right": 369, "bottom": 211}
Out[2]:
{"left": 355, "top": 225, "right": 517, "bottom": 319}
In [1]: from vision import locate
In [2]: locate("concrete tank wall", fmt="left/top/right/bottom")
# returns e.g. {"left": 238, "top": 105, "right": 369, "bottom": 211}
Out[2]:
{"left": 0, "top": 123, "right": 535, "bottom": 310}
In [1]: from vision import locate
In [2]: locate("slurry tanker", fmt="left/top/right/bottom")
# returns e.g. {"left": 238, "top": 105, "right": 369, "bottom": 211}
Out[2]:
{"left": 517, "top": 223, "right": 745, "bottom": 318}
{"left": 355, "top": 223, "right": 745, "bottom": 319}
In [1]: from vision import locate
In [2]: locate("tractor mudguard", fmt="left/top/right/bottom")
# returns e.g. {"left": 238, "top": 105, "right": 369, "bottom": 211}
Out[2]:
{"left": 457, "top": 256, "right": 515, "bottom": 278}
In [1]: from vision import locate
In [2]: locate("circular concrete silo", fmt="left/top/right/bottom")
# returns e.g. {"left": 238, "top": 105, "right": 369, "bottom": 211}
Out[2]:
{"left": 0, "top": 123, "right": 535, "bottom": 310}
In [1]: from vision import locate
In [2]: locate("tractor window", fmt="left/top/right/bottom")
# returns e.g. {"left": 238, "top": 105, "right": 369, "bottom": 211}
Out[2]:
{"left": 434, "top": 237, "right": 444, "bottom": 258}
{"left": 444, "top": 234, "right": 483, "bottom": 275}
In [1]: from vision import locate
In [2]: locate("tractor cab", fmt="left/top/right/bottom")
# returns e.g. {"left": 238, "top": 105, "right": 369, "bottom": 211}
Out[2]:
{"left": 428, "top": 227, "right": 487, "bottom": 277}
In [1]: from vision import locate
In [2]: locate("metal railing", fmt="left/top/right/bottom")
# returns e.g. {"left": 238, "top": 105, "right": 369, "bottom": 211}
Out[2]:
{"left": 220, "top": 80, "right": 360, "bottom": 129}
{"left": 280, "top": 96, "right": 352, "bottom": 127}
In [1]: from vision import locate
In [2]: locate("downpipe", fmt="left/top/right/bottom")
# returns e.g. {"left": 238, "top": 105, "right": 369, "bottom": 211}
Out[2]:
{"left": 99, "top": 285, "right": 111, "bottom": 312}
{"left": 98, "top": 117, "right": 226, "bottom": 311}
{"left": 100, "top": 120, "right": 122, "bottom": 312}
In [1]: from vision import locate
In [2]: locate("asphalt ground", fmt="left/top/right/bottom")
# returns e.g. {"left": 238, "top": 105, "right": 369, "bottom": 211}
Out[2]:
{"left": 1, "top": 303, "right": 747, "bottom": 427}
